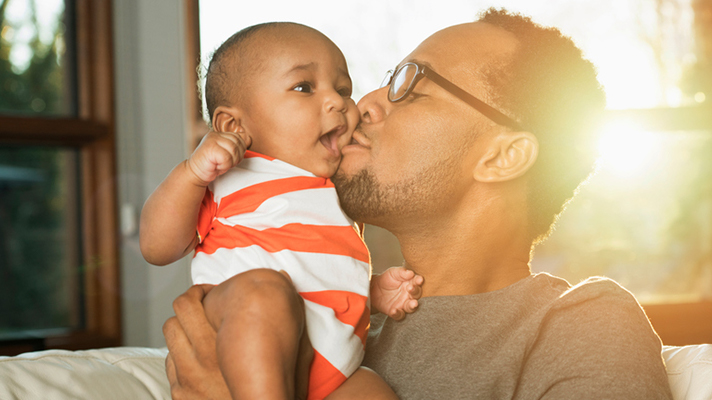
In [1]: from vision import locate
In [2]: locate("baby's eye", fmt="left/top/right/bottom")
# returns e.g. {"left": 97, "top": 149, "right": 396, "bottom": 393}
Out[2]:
{"left": 293, "top": 82, "right": 313, "bottom": 93}
{"left": 337, "top": 87, "right": 352, "bottom": 97}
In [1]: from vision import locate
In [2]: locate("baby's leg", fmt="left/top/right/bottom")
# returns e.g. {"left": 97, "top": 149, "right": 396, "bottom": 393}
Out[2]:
{"left": 203, "top": 268, "right": 312, "bottom": 400}
{"left": 325, "top": 367, "right": 398, "bottom": 400}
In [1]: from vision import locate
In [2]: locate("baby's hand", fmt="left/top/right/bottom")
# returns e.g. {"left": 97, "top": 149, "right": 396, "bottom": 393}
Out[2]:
{"left": 187, "top": 131, "right": 251, "bottom": 186}
{"left": 370, "top": 267, "right": 424, "bottom": 321}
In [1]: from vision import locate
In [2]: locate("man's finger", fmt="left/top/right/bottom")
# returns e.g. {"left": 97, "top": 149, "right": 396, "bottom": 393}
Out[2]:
{"left": 163, "top": 316, "right": 197, "bottom": 370}
{"left": 172, "top": 285, "right": 216, "bottom": 351}
{"left": 165, "top": 352, "right": 186, "bottom": 400}
{"left": 165, "top": 352, "right": 178, "bottom": 386}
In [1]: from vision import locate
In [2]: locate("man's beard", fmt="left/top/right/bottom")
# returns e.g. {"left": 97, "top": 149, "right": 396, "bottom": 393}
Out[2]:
{"left": 331, "top": 155, "right": 462, "bottom": 225}
{"left": 331, "top": 168, "right": 389, "bottom": 223}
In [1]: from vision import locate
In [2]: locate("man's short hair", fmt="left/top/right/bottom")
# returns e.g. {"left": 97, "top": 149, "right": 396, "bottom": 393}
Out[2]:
{"left": 478, "top": 8, "right": 607, "bottom": 245}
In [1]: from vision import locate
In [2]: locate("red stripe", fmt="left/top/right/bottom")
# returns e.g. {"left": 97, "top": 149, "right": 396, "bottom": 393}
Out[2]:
{"left": 300, "top": 291, "right": 369, "bottom": 345}
{"left": 308, "top": 350, "right": 347, "bottom": 400}
{"left": 197, "top": 189, "right": 217, "bottom": 244}
{"left": 353, "top": 302, "right": 371, "bottom": 346}
{"left": 195, "top": 223, "right": 370, "bottom": 263}
{"left": 216, "top": 176, "right": 333, "bottom": 218}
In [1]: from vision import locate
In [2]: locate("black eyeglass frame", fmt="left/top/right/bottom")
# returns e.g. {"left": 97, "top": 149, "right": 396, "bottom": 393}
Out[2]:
{"left": 382, "top": 62, "right": 523, "bottom": 131}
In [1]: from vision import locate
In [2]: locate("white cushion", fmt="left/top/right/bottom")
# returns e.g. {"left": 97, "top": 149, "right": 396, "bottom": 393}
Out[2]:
{"left": 0, "top": 345, "right": 710, "bottom": 399}
{"left": 663, "top": 344, "right": 712, "bottom": 400}
{"left": 0, "top": 347, "right": 170, "bottom": 400}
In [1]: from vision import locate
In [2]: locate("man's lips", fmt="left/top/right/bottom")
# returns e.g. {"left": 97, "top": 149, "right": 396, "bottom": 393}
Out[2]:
{"left": 344, "top": 127, "right": 371, "bottom": 150}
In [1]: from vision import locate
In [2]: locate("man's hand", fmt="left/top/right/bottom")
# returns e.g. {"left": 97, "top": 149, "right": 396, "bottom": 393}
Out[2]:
{"left": 370, "top": 267, "right": 424, "bottom": 321}
{"left": 187, "top": 131, "right": 252, "bottom": 186}
{"left": 163, "top": 284, "right": 231, "bottom": 400}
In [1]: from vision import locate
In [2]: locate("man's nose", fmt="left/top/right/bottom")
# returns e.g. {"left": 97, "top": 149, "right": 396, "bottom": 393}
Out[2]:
{"left": 357, "top": 87, "right": 389, "bottom": 124}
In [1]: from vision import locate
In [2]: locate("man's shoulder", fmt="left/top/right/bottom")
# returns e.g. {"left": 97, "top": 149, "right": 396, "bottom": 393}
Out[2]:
{"left": 539, "top": 275, "right": 658, "bottom": 344}
{"left": 522, "top": 276, "right": 672, "bottom": 398}
{"left": 552, "top": 275, "right": 640, "bottom": 310}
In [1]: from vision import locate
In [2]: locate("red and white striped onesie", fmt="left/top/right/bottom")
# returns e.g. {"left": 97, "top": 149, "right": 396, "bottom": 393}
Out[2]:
{"left": 192, "top": 150, "right": 371, "bottom": 400}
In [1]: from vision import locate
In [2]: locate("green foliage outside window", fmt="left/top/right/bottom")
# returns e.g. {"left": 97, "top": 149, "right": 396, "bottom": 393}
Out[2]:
{"left": 0, "top": 146, "right": 79, "bottom": 336}
{"left": 0, "top": 0, "right": 71, "bottom": 116}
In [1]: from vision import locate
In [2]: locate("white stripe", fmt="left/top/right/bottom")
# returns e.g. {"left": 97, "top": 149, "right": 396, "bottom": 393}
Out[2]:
{"left": 210, "top": 156, "right": 315, "bottom": 204}
{"left": 215, "top": 188, "right": 353, "bottom": 230}
{"left": 304, "top": 299, "right": 364, "bottom": 377}
{"left": 192, "top": 247, "right": 370, "bottom": 297}
{"left": 191, "top": 248, "right": 252, "bottom": 285}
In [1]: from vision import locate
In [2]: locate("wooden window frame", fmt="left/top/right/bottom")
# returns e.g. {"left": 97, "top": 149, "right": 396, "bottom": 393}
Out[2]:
{"left": 185, "top": 0, "right": 207, "bottom": 151}
{"left": 0, "top": 0, "right": 120, "bottom": 356}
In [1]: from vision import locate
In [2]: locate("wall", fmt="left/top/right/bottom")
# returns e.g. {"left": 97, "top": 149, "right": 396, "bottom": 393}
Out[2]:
{"left": 113, "top": 0, "right": 193, "bottom": 348}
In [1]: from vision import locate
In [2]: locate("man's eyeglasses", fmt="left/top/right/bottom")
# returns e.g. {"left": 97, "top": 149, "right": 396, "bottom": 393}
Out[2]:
{"left": 380, "top": 62, "right": 522, "bottom": 131}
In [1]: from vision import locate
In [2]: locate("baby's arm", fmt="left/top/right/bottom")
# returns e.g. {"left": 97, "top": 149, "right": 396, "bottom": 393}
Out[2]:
{"left": 370, "top": 267, "right": 424, "bottom": 321}
{"left": 139, "top": 131, "right": 250, "bottom": 265}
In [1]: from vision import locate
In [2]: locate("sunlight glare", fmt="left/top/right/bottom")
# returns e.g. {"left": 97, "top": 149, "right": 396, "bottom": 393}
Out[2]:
{"left": 597, "top": 121, "right": 660, "bottom": 178}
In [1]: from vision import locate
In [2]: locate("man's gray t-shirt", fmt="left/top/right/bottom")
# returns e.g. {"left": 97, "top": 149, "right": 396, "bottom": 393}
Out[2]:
{"left": 363, "top": 273, "right": 673, "bottom": 399}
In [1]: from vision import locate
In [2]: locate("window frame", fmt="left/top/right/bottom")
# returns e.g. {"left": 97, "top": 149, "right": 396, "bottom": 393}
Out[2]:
{"left": 185, "top": 0, "right": 207, "bottom": 150}
{"left": 0, "top": 0, "right": 120, "bottom": 356}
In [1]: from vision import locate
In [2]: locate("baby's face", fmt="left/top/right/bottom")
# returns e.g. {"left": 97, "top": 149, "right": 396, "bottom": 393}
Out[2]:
{"left": 240, "top": 30, "right": 360, "bottom": 178}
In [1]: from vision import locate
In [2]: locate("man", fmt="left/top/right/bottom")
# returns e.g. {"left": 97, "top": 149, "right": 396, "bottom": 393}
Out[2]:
{"left": 162, "top": 8, "right": 673, "bottom": 399}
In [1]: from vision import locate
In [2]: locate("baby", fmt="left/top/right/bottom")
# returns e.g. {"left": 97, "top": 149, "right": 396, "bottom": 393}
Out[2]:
{"left": 140, "top": 22, "right": 422, "bottom": 400}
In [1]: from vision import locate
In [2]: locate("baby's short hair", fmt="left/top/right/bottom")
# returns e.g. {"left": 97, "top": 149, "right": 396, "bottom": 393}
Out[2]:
{"left": 203, "top": 22, "right": 308, "bottom": 126}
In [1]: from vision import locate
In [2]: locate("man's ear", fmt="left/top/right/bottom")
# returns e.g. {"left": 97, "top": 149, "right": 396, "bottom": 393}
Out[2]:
{"left": 212, "top": 106, "right": 245, "bottom": 134}
{"left": 473, "top": 131, "right": 538, "bottom": 182}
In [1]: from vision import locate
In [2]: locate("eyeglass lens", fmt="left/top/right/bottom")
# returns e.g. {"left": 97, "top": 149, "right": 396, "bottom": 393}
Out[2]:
{"left": 380, "top": 70, "right": 393, "bottom": 89}
{"left": 389, "top": 64, "right": 418, "bottom": 101}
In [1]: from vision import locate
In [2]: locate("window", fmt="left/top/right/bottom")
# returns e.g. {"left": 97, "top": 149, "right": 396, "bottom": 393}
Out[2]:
{"left": 194, "top": 0, "right": 712, "bottom": 345}
{"left": 0, "top": 0, "right": 74, "bottom": 116}
{"left": 0, "top": 0, "right": 119, "bottom": 355}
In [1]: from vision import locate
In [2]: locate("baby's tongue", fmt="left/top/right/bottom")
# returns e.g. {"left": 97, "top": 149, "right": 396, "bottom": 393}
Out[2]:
{"left": 320, "top": 131, "right": 340, "bottom": 157}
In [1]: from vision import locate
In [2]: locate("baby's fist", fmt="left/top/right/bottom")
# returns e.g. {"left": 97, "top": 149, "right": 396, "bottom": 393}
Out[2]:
{"left": 371, "top": 267, "right": 424, "bottom": 321}
{"left": 187, "top": 131, "right": 251, "bottom": 185}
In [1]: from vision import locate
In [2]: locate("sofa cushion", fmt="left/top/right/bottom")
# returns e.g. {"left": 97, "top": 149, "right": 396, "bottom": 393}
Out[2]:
{"left": 663, "top": 344, "right": 712, "bottom": 400}
{"left": 0, "top": 347, "right": 169, "bottom": 400}
{"left": 0, "top": 345, "right": 711, "bottom": 399}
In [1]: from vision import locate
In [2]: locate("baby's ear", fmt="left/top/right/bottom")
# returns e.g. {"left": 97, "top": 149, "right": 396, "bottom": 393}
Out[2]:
{"left": 212, "top": 106, "right": 244, "bottom": 133}
{"left": 473, "top": 131, "right": 538, "bottom": 182}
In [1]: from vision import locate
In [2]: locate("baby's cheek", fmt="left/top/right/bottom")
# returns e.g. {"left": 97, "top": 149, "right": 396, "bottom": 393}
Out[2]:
{"left": 337, "top": 133, "right": 353, "bottom": 151}
{"left": 328, "top": 157, "right": 343, "bottom": 179}
{"left": 346, "top": 102, "right": 360, "bottom": 127}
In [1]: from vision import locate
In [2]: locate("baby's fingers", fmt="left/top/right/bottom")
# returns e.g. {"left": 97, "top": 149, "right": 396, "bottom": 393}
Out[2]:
{"left": 389, "top": 308, "right": 406, "bottom": 321}
{"left": 407, "top": 283, "right": 423, "bottom": 299}
{"left": 403, "top": 299, "right": 419, "bottom": 314}
{"left": 389, "top": 266, "right": 415, "bottom": 282}
{"left": 214, "top": 134, "right": 246, "bottom": 166}
{"left": 213, "top": 154, "right": 237, "bottom": 175}
{"left": 237, "top": 131, "right": 252, "bottom": 150}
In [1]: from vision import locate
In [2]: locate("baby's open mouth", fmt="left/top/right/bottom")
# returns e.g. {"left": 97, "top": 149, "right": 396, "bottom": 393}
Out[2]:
{"left": 320, "top": 125, "right": 345, "bottom": 157}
